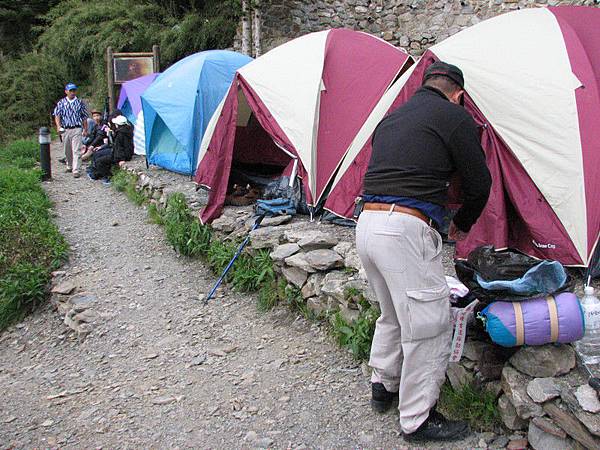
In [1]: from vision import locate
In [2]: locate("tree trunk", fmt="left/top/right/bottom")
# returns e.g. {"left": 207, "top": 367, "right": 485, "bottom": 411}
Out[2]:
{"left": 252, "top": 0, "right": 262, "bottom": 57}
{"left": 241, "top": 0, "right": 251, "bottom": 56}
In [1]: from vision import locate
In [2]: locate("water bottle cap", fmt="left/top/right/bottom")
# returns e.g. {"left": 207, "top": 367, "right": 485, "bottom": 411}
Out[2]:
{"left": 584, "top": 286, "right": 595, "bottom": 296}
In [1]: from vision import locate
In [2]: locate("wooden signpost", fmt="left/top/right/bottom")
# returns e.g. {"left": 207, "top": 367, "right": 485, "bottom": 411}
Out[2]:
{"left": 106, "top": 45, "right": 160, "bottom": 112}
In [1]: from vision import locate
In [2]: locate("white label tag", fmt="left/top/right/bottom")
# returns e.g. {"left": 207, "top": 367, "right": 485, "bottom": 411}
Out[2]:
{"left": 449, "top": 299, "right": 480, "bottom": 363}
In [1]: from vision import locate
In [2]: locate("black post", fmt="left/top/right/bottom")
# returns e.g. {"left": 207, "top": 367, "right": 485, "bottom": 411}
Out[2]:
{"left": 39, "top": 127, "right": 52, "bottom": 181}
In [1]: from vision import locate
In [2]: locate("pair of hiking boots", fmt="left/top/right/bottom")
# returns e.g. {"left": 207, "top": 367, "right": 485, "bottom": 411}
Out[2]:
{"left": 371, "top": 383, "right": 469, "bottom": 442}
{"left": 224, "top": 184, "right": 262, "bottom": 206}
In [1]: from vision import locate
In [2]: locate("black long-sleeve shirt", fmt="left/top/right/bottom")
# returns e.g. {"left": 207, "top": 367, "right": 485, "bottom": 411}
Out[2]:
{"left": 363, "top": 86, "right": 491, "bottom": 232}
{"left": 112, "top": 124, "right": 134, "bottom": 163}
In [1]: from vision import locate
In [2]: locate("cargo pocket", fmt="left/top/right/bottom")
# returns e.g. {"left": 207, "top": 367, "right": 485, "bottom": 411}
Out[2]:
{"left": 405, "top": 285, "right": 451, "bottom": 341}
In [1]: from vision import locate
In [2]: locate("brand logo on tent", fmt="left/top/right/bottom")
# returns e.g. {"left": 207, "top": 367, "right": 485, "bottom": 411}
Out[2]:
{"left": 532, "top": 239, "right": 556, "bottom": 250}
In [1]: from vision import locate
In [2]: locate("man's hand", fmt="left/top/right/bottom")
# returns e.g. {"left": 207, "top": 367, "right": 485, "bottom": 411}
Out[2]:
{"left": 448, "top": 221, "right": 468, "bottom": 242}
{"left": 82, "top": 129, "right": 88, "bottom": 137}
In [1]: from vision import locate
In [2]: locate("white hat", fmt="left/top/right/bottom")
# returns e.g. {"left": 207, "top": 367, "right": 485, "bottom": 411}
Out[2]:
{"left": 112, "top": 115, "right": 128, "bottom": 126}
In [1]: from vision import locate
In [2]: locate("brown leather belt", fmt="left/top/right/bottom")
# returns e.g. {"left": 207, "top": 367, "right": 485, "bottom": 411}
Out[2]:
{"left": 363, "top": 202, "right": 432, "bottom": 225}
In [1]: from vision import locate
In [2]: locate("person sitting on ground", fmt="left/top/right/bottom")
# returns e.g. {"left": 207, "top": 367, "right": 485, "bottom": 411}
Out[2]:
{"left": 87, "top": 115, "right": 133, "bottom": 182}
{"left": 111, "top": 115, "right": 134, "bottom": 165}
{"left": 81, "top": 111, "right": 104, "bottom": 161}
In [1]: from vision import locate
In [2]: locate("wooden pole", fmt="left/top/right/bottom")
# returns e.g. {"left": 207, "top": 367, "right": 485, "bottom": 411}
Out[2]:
{"left": 152, "top": 45, "right": 160, "bottom": 72}
{"left": 241, "top": 0, "right": 251, "bottom": 55}
{"left": 252, "top": 0, "right": 262, "bottom": 57}
{"left": 106, "top": 47, "right": 115, "bottom": 112}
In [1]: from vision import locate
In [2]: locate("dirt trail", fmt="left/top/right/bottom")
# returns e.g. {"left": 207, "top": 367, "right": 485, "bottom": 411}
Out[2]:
{"left": 0, "top": 145, "right": 486, "bottom": 449}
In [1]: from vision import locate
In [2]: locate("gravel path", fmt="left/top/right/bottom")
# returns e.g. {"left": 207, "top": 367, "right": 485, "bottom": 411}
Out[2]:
{"left": 0, "top": 144, "right": 488, "bottom": 449}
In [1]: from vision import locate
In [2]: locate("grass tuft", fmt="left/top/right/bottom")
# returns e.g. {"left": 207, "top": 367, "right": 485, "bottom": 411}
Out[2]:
{"left": 111, "top": 169, "right": 145, "bottom": 205}
{"left": 330, "top": 304, "right": 379, "bottom": 360}
{"left": 161, "top": 193, "right": 212, "bottom": 257}
{"left": 438, "top": 381, "right": 501, "bottom": 431}
{"left": 146, "top": 202, "right": 164, "bottom": 225}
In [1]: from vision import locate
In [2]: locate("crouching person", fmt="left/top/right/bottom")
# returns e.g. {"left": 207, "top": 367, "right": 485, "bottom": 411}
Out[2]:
{"left": 356, "top": 62, "right": 491, "bottom": 442}
{"left": 88, "top": 115, "right": 133, "bottom": 182}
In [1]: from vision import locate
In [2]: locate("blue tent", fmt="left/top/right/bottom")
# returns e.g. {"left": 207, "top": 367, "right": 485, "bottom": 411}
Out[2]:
{"left": 141, "top": 50, "right": 252, "bottom": 175}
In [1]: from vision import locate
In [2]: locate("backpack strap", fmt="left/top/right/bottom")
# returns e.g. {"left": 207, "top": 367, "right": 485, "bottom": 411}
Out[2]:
{"left": 513, "top": 302, "right": 525, "bottom": 346}
{"left": 546, "top": 295, "right": 559, "bottom": 342}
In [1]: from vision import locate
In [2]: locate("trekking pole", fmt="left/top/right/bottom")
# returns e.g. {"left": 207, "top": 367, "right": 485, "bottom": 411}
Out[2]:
{"left": 574, "top": 346, "right": 600, "bottom": 398}
{"left": 204, "top": 214, "right": 266, "bottom": 304}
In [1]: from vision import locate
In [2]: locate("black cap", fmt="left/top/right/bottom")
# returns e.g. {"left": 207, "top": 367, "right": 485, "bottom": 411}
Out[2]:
{"left": 423, "top": 61, "right": 465, "bottom": 89}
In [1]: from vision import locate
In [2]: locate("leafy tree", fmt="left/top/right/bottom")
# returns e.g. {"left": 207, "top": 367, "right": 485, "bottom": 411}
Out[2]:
{"left": 160, "top": 0, "right": 241, "bottom": 63}
{"left": 37, "top": 0, "right": 170, "bottom": 104}
{"left": 0, "top": 0, "right": 60, "bottom": 57}
{"left": 0, "top": 52, "right": 67, "bottom": 142}
{"left": 0, "top": 0, "right": 240, "bottom": 142}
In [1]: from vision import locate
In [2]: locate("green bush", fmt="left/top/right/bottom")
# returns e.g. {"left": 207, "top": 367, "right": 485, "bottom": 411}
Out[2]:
{"left": 0, "top": 53, "right": 68, "bottom": 143}
{"left": 36, "top": 0, "right": 240, "bottom": 108}
{"left": 0, "top": 0, "right": 240, "bottom": 143}
{"left": 0, "top": 138, "right": 68, "bottom": 330}
{"left": 0, "top": 263, "right": 49, "bottom": 330}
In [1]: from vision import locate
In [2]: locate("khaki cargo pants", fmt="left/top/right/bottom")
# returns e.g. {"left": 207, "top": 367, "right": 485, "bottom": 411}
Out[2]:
{"left": 63, "top": 127, "right": 83, "bottom": 173}
{"left": 356, "top": 210, "right": 451, "bottom": 434}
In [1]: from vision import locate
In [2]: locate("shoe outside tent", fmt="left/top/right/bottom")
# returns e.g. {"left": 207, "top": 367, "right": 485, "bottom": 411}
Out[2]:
{"left": 323, "top": 7, "right": 600, "bottom": 271}
{"left": 141, "top": 50, "right": 252, "bottom": 175}
{"left": 117, "top": 73, "right": 159, "bottom": 125}
{"left": 194, "top": 28, "right": 414, "bottom": 223}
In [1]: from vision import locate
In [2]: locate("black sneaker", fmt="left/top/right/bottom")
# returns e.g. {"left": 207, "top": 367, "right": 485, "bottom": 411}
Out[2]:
{"left": 371, "top": 382, "right": 399, "bottom": 413}
{"left": 404, "top": 409, "right": 469, "bottom": 442}
{"left": 58, "top": 157, "right": 67, "bottom": 164}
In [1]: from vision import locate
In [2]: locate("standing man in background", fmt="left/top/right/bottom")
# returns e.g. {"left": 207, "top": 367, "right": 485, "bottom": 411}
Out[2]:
{"left": 356, "top": 62, "right": 491, "bottom": 442}
{"left": 53, "top": 83, "right": 89, "bottom": 178}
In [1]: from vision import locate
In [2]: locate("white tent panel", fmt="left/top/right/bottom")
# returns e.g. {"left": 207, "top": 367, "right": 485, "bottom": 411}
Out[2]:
{"left": 432, "top": 8, "right": 587, "bottom": 262}
{"left": 238, "top": 30, "right": 329, "bottom": 197}
{"left": 134, "top": 110, "right": 146, "bottom": 156}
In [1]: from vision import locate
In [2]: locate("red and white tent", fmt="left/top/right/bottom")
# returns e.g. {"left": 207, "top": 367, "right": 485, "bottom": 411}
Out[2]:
{"left": 194, "top": 29, "right": 413, "bottom": 222}
{"left": 324, "top": 6, "right": 600, "bottom": 269}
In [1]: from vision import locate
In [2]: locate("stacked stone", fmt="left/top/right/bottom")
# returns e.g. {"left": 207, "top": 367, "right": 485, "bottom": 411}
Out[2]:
{"left": 124, "top": 164, "right": 207, "bottom": 212}
{"left": 207, "top": 203, "right": 376, "bottom": 322}
{"left": 245, "top": 0, "right": 597, "bottom": 56}
{"left": 50, "top": 274, "right": 98, "bottom": 338}
{"left": 504, "top": 345, "right": 600, "bottom": 449}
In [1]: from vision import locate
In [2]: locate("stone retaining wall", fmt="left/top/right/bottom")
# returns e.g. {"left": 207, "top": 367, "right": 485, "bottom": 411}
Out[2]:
{"left": 119, "top": 159, "right": 600, "bottom": 449}
{"left": 238, "top": 0, "right": 598, "bottom": 55}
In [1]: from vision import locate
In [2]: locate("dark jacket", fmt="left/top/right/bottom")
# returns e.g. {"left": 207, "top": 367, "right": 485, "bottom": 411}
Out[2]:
{"left": 363, "top": 86, "right": 491, "bottom": 232}
{"left": 112, "top": 124, "right": 134, "bottom": 163}
{"left": 88, "top": 125, "right": 108, "bottom": 148}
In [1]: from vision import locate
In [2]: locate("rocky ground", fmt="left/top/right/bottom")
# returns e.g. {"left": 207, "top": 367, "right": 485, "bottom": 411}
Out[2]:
{"left": 0, "top": 147, "right": 503, "bottom": 448}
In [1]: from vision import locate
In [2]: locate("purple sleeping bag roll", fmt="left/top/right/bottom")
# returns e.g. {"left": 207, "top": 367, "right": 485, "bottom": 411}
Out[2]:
{"left": 480, "top": 292, "right": 584, "bottom": 347}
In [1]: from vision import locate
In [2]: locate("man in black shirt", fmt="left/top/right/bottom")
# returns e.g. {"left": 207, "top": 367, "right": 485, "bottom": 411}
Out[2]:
{"left": 356, "top": 62, "right": 491, "bottom": 442}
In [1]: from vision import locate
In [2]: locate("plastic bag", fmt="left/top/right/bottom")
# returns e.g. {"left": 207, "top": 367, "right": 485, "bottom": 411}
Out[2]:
{"left": 455, "top": 246, "right": 572, "bottom": 303}
{"left": 262, "top": 176, "right": 309, "bottom": 215}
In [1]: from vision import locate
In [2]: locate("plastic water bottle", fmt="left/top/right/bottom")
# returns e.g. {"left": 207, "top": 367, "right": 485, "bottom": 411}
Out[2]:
{"left": 576, "top": 286, "right": 600, "bottom": 364}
